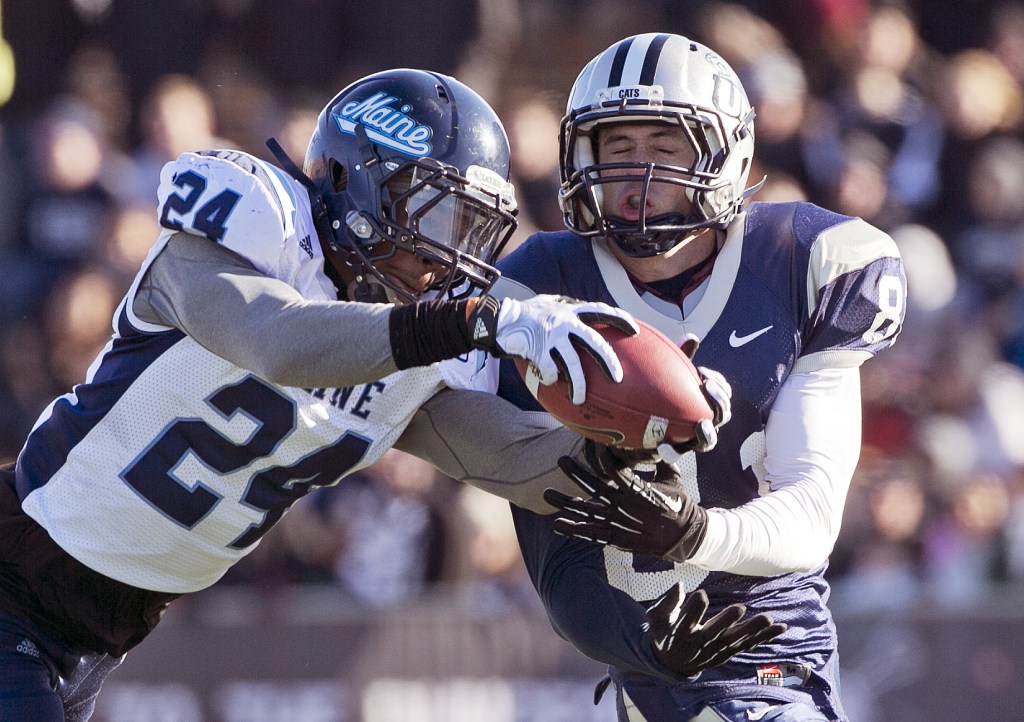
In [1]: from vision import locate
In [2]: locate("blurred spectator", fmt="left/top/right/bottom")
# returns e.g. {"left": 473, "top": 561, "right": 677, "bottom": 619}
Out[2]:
{"left": 915, "top": 325, "right": 1024, "bottom": 485}
{"left": 453, "top": 484, "right": 536, "bottom": 610}
{"left": 39, "top": 266, "right": 122, "bottom": 391}
{"left": 121, "top": 74, "right": 233, "bottom": 207}
{"left": 0, "top": 265, "right": 122, "bottom": 458}
{"left": 2, "top": 96, "right": 119, "bottom": 325}
{"left": 503, "top": 91, "right": 565, "bottom": 242}
{"left": 739, "top": 48, "right": 820, "bottom": 198}
{"left": 325, "top": 450, "right": 454, "bottom": 607}
{"left": 987, "top": 1, "right": 1024, "bottom": 85}
{"left": 18, "top": 96, "right": 116, "bottom": 261}
{"left": 945, "top": 135, "right": 1024, "bottom": 369}
{"left": 831, "top": 457, "right": 929, "bottom": 611}
{"left": 814, "top": 4, "right": 945, "bottom": 228}
{"left": 267, "top": 103, "right": 319, "bottom": 168}
{"left": 932, "top": 47, "right": 1024, "bottom": 237}
{"left": 922, "top": 471, "right": 1013, "bottom": 600}
{"left": 950, "top": 135, "right": 1024, "bottom": 295}
{"left": 828, "top": 130, "right": 905, "bottom": 228}
{"left": 63, "top": 43, "right": 133, "bottom": 152}
{"left": 100, "top": 201, "right": 162, "bottom": 288}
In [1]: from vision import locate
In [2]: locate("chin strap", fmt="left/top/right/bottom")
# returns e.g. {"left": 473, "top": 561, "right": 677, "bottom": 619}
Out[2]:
{"left": 266, "top": 137, "right": 318, "bottom": 193}
{"left": 348, "top": 276, "right": 395, "bottom": 304}
{"left": 266, "top": 136, "right": 354, "bottom": 298}
{"left": 266, "top": 136, "right": 337, "bottom": 243}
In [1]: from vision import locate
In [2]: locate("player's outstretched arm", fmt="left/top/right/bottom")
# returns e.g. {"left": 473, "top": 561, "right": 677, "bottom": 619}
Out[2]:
{"left": 644, "top": 584, "right": 786, "bottom": 677}
{"left": 397, "top": 387, "right": 587, "bottom": 514}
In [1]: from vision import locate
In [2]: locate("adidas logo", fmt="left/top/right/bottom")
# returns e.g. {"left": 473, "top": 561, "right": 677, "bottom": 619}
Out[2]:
{"left": 16, "top": 639, "right": 40, "bottom": 658}
{"left": 473, "top": 317, "right": 490, "bottom": 341}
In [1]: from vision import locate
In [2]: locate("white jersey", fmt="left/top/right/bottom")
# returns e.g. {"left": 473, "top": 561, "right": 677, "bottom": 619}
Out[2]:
{"left": 15, "top": 150, "right": 485, "bottom": 594}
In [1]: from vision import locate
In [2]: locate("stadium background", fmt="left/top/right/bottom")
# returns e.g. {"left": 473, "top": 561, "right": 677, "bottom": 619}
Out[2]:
{"left": 1, "top": 1, "right": 1023, "bottom": 720}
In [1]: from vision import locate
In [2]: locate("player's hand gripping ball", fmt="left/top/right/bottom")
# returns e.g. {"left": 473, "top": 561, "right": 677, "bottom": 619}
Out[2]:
{"left": 515, "top": 320, "right": 715, "bottom": 451}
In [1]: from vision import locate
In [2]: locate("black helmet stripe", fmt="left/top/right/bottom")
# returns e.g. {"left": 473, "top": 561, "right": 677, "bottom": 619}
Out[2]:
{"left": 607, "top": 37, "right": 635, "bottom": 87}
{"left": 639, "top": 33, "right": 671, "bottom": 85}
{"left": 607, "top": 33, "right": 672, "bottom": 88}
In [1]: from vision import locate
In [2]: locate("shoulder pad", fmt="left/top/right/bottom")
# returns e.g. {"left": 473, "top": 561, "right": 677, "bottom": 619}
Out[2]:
{"left": 798, "top": 216, "right": 906, "bottom": 367}
{"left": 156, "top": 151, "right": 305, "bottom": 275}
{"left": 806, "top": 217, "right": 900, "bottom": 298}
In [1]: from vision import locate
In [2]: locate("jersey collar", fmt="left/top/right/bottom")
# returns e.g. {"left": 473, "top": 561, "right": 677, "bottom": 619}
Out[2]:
{"left": 592, "top": 212, "right": 746, "bottom": 344}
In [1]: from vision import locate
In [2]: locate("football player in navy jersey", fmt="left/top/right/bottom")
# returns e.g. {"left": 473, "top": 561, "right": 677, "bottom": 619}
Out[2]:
{"left": 0, "top": 68, "right": 657, "bottom": 721}
{"left": 493, "top": 34, "right": 907, "bottom": 722}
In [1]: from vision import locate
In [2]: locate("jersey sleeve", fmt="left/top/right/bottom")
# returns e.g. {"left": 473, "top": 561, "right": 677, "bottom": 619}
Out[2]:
{"left": 796, "top": 215, "right": 907, "bottom": 374}
{"left": 156, "top": 150, "right": 300, "bottom": 277}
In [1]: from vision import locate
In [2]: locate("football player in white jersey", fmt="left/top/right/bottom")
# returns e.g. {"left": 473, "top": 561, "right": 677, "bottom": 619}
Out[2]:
{"left": 492, "top": 34, "right": 907, "bottom": 722}
{"left": 0, "top": 68, "right": 653, "bottom": 721}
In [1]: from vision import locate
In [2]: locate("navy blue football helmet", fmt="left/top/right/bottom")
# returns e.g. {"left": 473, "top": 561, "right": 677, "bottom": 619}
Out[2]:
{"left": 274, "top": 68, "right": 518, "bottom": 303}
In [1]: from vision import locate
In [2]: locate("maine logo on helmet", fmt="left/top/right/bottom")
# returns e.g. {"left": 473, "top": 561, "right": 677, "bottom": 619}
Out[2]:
{"left": 331, "top": 92, "right": 433, "bottom": 157}
{"left": 267, "top": 68, "right": 518, "bottom": 305}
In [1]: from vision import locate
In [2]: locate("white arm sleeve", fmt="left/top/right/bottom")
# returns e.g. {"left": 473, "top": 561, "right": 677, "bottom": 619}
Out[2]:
{"left": 395, "top": 387, "right": 586, "bottom": 513}
{"left": 686, "top": 367, "right": 862, "bottom": 575}
{"left": 135, "top": 232, "right": 399, "bottom": 388}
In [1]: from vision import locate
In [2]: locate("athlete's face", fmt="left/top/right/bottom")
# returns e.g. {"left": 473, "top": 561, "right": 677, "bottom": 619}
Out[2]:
{"left": 369, "top": 242, "right": 446, "bottom": 301}
{"left": 595, "top": 122, "right": 695, "bottom": 220}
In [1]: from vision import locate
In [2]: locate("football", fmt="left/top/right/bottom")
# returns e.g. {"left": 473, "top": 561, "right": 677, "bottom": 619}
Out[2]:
{"left": 514, "top": 320, "right": 714, "bottom": 449}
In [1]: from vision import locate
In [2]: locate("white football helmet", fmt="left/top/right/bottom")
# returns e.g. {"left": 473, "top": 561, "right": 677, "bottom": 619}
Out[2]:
{"left": 559, "top": 33, "right": 758, "bottom": 256}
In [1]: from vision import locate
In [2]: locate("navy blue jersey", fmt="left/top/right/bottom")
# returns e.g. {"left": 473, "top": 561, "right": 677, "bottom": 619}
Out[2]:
{"left": 496, "top": 202, "right": 905, "bottom": 718}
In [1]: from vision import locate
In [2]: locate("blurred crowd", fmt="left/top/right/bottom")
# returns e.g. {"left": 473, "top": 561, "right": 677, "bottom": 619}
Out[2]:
{"left": 1, "top": 0, "right": 1023, "bottom": 610}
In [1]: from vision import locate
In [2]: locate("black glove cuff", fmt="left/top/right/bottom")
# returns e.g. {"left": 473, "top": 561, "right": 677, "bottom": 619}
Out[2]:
{"left": 665, "top": 504, "right": 709, "bottom": 562}
{"left": 465, "top": 295, "right": 505, "bottom": 356}
{"left": 388, "top": 299, "right": 474, "bottom": 370}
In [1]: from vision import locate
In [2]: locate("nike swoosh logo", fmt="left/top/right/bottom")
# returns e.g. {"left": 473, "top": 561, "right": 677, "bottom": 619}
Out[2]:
{"left": 746, "top": 708, "right": 774, "bottom": 721}
{"left": 729, "top": 325, "right": 773, "bottom": 347}
{"left": 652, "top": 488, "right": 683, "bottom": 514}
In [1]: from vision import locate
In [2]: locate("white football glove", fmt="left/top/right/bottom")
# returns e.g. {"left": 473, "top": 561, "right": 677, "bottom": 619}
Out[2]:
{"left": 657, "top": 336, "right": 733, "bottom": 462}
{"left": 469, "top": 294, "right": 639, "bottom": 404}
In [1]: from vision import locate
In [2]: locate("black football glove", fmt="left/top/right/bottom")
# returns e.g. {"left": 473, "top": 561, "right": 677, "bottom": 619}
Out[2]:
{"left": 544, "top": 441, "right": 708, "bottom": 562}
{"left": 657, "top": 335, "right": 732, "bottom": 462}
{"left": 644, "top": 584, "right": 788, "bottom": 678}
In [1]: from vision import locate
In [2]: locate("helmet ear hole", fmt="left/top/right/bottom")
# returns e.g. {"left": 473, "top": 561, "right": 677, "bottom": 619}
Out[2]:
{"left": 329, "top": 159, "right": 348, "bottom": 192}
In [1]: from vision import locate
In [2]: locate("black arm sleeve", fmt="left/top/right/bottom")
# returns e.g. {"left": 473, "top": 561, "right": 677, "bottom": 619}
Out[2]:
{"left": 388, "top": 299, "right": 474, "bottom": 369}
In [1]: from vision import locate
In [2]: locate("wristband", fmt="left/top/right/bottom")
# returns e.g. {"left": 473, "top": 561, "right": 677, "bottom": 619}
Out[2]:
{"left": 388, "top": 299, "right": 474, "bottom": 369}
